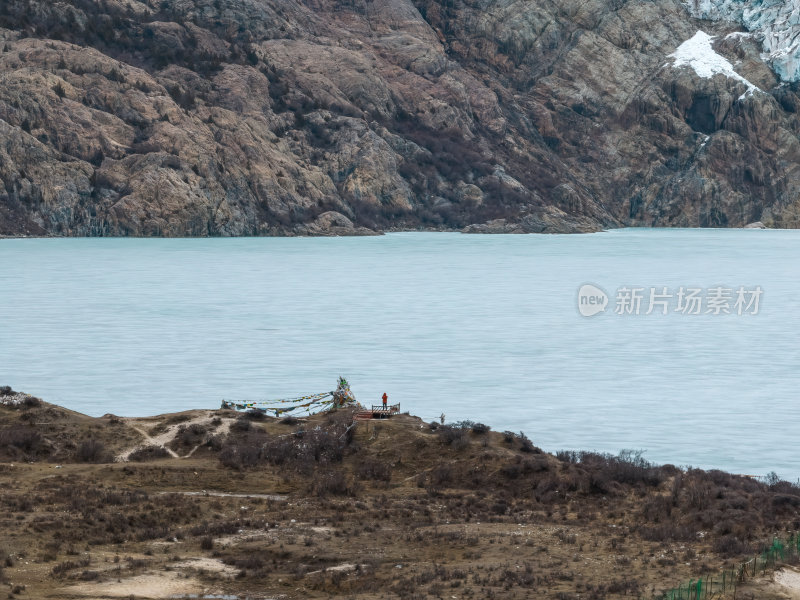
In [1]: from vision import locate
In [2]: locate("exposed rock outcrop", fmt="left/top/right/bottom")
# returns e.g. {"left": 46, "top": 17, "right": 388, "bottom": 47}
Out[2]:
{"left": 1, "top": 0, "right": 800, "bottom": 235}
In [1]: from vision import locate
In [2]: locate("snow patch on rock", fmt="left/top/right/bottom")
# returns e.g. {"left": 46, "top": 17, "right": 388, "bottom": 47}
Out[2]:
{"left": 668, "top": 30, "right": 761, "bottom": 99}
{"left": 725, "top": 31, "right": 753, "bottom": 40}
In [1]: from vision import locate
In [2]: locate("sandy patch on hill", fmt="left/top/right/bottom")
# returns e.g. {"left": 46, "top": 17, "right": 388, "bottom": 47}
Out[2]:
{"left": 63, "top": 571, "right": 203, "bottom": 598}
{"left": 175, "top": 491, "right": 287, "bottom": 500}
{"left": 171, "top": 557, "right": 240, "bottom": 577}
{"left": 774, "top": 568, "right": 800, "bottom": 599}
{"left": 306, "top": 562, "right": 363, "bottom": 576}
{"left": 214, "top": 528, "right": 272, "bottom": 547}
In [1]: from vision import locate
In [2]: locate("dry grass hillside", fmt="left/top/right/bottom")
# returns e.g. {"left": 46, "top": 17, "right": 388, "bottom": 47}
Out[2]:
{"left": 1, "top": 386, "right": 800, "bottom": 599}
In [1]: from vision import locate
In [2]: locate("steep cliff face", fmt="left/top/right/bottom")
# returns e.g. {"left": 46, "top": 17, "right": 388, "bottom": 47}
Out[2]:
{"left": 1, "top": 0, "right": 800, "bottom": 236}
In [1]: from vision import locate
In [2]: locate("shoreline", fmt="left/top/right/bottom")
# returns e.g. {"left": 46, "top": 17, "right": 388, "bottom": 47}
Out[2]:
{"left": 0, "top": 223, "right": 782, "bottom": 240}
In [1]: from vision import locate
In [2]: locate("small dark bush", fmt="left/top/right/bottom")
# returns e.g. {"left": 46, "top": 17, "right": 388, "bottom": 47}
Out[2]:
{"left": 76, "top": 439, "right": 110, "bottom": 463}
{"left": 607, "top": 579, "right": 641, "bottom": 596}
{"left": 712, "top": 534, "right": 751, "bottom": 557}
{"left": 518, "top": 432, "right": 536, "bottom": 453}
{"left": 641, "top": 495, "right": 673, "bottom": 522}
{"left": 471, "top": 422, "right": 491, "bottom": 434}
{"left": 773, "top": 493, "right": 800, "bottom": 508}
{"left": 437, "top": 425, "right": 468, "bottom": 449}
{"left": 0, "top": 386, "right": 13, "bottom": 396}
{"left": 356, "top": 458, "right": 392, "bottom": 482}
{"left": 639, "top": 523, "right": 695, "bottom": 542}
{"left": 51, "top": 557, "right": 90, "bottom": 577}
{"left": 0, "top": 426, "right": 42, "bottom": 454}
{"left": 491, "top": 500, "right": 508, "bottom": 515}
{"left": 501, "top": 463, "right": 522, "bottom": 479}
{"left": 230, "top": 417, "right": 251, "bottom": 433}
{"left": 205, "top": 434, "right": 225, "bottom": 451}
{"left": 174, "top": 423, "right": 207, "bottom": 447}
{"left": 219, "top": 437, "right": 263, "bottom": 469}
{"left": 279, "top": 415, "right": 299, "bottom": 426}
{"left": 526, "top": 456, "right": 551, "bottom": 472}
{"left": 22, "top": 396, "right": 41, "bottom": 408}
{"left": 244, "top": 409, "right": 265, "bottom": 421}
{"left": 227, "top": 554, "right": 264, "bottom": 570}
{"left": 128, "top": 445, "right": 170, "bottom": 462}
{"left": 200, "top": 536, "right": 214, "bottom": 550}
{"left": 313, "top": 470, "right": 356, "bottom": 497}
{"left": 430, "top": 464, "right": 453, "bottom": 487}
{"left": 556, "top": 450, "right": 578, "bottom": 463}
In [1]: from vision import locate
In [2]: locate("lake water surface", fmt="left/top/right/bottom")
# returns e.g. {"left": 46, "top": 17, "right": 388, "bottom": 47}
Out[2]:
{"left": 2, "top": 230, "right": 798, "bottom": 477}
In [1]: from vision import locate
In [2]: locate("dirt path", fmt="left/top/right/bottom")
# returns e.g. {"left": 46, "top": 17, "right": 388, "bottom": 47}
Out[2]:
{"left": 116, "top": 413, "right": 234, "bottom": 462}
{"left": 774, "top": 568, "right": 800, "bottom": 599}
{"left": 164, "top": 491, "right": 288, "bottom": 501}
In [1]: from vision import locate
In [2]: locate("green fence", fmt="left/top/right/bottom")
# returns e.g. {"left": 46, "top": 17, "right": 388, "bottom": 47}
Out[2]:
{"left": 656, "top": 534, "right": 799, "bottom": 599}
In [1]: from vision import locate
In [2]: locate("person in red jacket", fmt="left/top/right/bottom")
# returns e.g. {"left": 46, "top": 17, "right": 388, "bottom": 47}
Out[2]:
{"left": 382, "top": 392, "right": 388, "bottom": 408}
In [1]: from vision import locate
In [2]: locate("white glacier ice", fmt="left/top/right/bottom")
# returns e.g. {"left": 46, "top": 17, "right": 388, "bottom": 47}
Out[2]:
{"left": 687, "top": 0, "right": 800, "bottom": 81}
{"left": 668, "top": 30, "right": 761, "bottom": 98}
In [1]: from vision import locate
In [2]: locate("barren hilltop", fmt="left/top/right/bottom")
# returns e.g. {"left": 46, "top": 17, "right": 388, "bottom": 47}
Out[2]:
{"left": 2, "top": 0, "right": 800, "bottom": 236}
{"left": 2, "top": 387, "right": 800, "bottom": 599}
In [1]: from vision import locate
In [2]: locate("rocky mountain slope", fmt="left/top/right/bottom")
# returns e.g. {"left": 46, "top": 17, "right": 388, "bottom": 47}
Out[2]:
{"left": 1, "top": 0, "right": 800, "bottom": 235}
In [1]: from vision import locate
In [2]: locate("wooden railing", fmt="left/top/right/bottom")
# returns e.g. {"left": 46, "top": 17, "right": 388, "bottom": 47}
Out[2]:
{"left": 370, "top": 403, "right": 400, "bottom": 413}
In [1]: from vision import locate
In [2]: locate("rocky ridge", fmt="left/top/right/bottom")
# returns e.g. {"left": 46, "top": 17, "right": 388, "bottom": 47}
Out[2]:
{"left": 1, "top": 0, "right": 800, "bottom": 235}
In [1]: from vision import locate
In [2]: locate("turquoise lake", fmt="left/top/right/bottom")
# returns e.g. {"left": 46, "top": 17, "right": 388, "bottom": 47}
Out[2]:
{"left": 1, "top": 229, "right": 798, "bottom": 477}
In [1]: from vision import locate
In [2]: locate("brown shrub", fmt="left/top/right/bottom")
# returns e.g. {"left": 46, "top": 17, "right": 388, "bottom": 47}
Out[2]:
{"left": 436, "top": 425, "right": 468, "bottom": 449}
{"left": 712, "top": 534, "right": 751, "bottom": 557}
{"left": 218, "top": 440, "right": 262, "bottom": 469}
{"left": 22, "top": 395, "right": 41, "bottom": 408}
{"left": 0, "top": 425, "right": 43, "bottom": 457}
{"left": 128, "top": 445, "right": 170, "bottom": 462}
{"left": 356, "top": 458, "right": 392, "bottom": 482}
{"left": 312, "top": 470, "right": 357, "bottom": 497}
{"left": 51, "top": 557, "right": 90, "bottom": 577}
{"left": 243, "top": 409, "right": 265, "bottom": 421}
{"left": 173, "top": 423, "right": 207, "bottom": 447}
{"left": 229, "top": 417, "right": 251, "bottom": 433}
{"left": 76, "top": 439, "right": 111, "bottom": 463}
